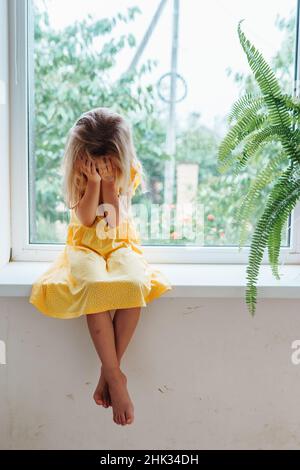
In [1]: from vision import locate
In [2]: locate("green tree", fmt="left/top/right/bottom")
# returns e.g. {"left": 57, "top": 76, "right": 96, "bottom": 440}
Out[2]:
{"left": 32, "top": 3, "right": 169, "bottom": 242}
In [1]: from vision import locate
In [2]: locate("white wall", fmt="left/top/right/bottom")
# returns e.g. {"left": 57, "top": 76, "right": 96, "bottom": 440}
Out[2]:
{"left": 0, "top": 0, "right": 11, "bottom": 268}
{"left": 1, "top": 296, "right": 300, "bottom": 450}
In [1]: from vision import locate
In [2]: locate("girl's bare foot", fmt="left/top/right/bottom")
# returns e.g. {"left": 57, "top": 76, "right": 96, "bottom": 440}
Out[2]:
{"left": 93, "top": 367, "right": 111, "bottom": 408}
{"left": 104, "top": 367, "right": 134, "bottom": 425}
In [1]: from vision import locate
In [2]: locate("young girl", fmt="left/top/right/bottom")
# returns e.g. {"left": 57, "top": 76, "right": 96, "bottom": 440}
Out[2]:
{"left": 29, "top": 107, "right": 172, "bottom": 426}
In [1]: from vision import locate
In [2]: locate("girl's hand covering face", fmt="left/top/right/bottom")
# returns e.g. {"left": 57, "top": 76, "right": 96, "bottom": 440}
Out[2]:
{"left": 76, "top": 154, "right": 101, "bottom": 183}
{"left": 98, "top": 156, "right": 116, "bottom": 183}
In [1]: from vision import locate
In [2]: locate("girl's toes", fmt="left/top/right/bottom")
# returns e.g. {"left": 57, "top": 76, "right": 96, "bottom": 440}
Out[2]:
{"left": 125, "top": 409, "right": 134, "bottom": 424}
{"left": 93, "top": 393, "right": 103, "bottom": 406}
{"left": 102, "top": 384, "right": 111, "bottom": 407}
{"left": 120, "top": 413, "right": 126, "bottom": 425}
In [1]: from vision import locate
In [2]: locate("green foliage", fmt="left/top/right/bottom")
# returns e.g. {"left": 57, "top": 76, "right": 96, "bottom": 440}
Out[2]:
{"left": 32, "top": 3, "right": 168, "bottom": 238}
{"left": 218, "top": 20, "right": 300, "bottom": 315}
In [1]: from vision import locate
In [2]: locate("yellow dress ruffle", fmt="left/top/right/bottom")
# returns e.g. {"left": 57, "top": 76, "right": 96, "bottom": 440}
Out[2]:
{"left": 29, "top": 163, "right": 172, "bottom": 319}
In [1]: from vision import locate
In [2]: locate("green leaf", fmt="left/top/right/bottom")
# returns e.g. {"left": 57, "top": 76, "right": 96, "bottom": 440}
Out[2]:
{"left": 246, "top": 167, "right": 299, "bottom": 315}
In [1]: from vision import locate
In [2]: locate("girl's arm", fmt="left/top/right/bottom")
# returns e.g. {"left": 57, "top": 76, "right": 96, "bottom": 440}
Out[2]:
{"left": 101, "top": 180, "right": 120, "bottom": 228}
{"left": 75, "top": 156, "right": 101, "bottom": 227}
{"left": 99, "top": 157, "right": 119, "bottom": 228}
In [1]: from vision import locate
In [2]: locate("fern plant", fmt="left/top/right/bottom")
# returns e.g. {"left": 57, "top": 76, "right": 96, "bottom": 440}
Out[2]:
{"left": 218, "top": 20, "right": 300, "bottom": 315}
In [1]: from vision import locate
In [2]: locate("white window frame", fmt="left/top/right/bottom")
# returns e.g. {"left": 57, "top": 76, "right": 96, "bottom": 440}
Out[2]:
{"left": 8, "top": 0, "right": 300, "bottom": 264}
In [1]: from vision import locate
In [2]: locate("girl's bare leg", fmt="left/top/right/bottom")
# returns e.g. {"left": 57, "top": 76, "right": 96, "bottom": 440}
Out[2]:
{"left": 96, "top": 307, "right": 141, "bottom": 407}
{"left": 86, "top": 311, "right": 134, "bottom": 425}
{"left": 114, "top": 306, "right": 141, "bottom": 361}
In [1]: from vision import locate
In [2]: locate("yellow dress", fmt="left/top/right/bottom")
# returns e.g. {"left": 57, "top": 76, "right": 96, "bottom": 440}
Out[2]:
{"left": 29, "top": 164, "right": 172, "bottom": 319}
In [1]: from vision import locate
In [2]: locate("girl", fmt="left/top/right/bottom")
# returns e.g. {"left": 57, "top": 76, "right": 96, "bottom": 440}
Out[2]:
{"left": 29, "top": 107, "right": 172, "bottom": 426}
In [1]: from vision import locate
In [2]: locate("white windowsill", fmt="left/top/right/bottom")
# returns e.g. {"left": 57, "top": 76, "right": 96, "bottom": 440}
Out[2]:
{"left": 0, "top": 261, "right": 300, "bottom": 298}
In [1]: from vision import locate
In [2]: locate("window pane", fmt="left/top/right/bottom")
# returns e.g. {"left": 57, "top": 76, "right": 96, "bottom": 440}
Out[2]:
{"left": 28, "top": 0, "right": 296, "bottom": 245}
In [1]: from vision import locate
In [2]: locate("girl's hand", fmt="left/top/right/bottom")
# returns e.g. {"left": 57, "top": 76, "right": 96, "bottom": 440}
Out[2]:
{"left": 98, "top": 156, "right": 116, "bottom": 183}
{"left": 77, "top": 155, "right": 101, "bottom": 184}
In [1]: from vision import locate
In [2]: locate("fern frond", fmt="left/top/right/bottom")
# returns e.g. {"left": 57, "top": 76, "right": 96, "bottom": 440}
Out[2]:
{"left": 238, "top": 21, "right": 298, "bottom": 164}
{"left": 238, "top": 20, "right": 282, "bottom": 100}
{"left": 228, "top": 94, "right": 264, "bottom": 124}
{"left": 243, "top": 125, "right": 284, "bottom": 159}
{"left": 238, "top": 115, "right": 268, "bottom": 143}
{"left": 268, "top": 215, "right": 286, "bottom": 279}
{"left": 217, "top": 22, "right": 300, "bottom": 316}
{"left": 275, "top": 94, "right": 300, "bottom": 118}
{"left": 246, "top": 168, "right": 299, "bottom": 314}
{"left": 232, "top": 124, "right": 284, "bottom": 173}
{"left": 238, "top": 151, "right": 287, "bottom": 247}
{"left": 218, "top": 107, "right": 266, "bottom": 172}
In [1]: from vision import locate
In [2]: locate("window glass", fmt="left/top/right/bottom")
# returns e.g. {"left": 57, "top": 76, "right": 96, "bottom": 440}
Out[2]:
{"left": 28, "top": 0, "right": 296, "bottom": 245}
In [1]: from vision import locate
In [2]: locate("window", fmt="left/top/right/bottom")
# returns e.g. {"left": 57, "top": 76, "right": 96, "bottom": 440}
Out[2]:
{"left": 9, "top": 0, "right": 300, "bottom": 262}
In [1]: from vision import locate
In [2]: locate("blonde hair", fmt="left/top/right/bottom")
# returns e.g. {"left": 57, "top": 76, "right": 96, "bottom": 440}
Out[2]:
{"left": 61, "top": 107, "right": 146, "bottom": 209}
